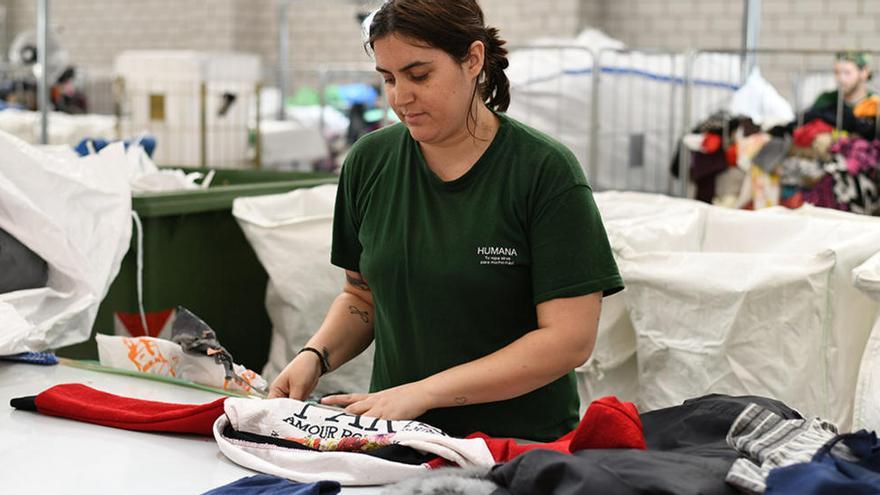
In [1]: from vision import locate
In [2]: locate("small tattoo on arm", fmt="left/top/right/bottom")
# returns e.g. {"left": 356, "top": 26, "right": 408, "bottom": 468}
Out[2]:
{"left": 349, "top": 305, "right": 370, "bottom": 323}
{"left": 346, "top": 273, "right": 371, "bottom": 291}
{"left": 454, "top": 396, "right": 468, "bottom": 406}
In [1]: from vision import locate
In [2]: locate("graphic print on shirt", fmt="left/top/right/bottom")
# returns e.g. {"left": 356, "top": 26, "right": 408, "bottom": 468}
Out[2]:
{"left": 124, "top": 336, "right": 179, "bottom": 376}
{"left": 476, "top": 246, "right": 520, "bottom": 266}
{"left": 228, "top": 398, "right": 447, "bottom": 453}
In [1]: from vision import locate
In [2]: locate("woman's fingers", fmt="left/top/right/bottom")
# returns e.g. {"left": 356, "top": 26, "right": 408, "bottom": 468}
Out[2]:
{"left": 321, "top": 393, "right": 367, "bottom": 406}
{"left": 344, "top": 400, "right": 372, "bottom": 416}
{"left": 267, "top": 379, "right": 289, "bottom": 399}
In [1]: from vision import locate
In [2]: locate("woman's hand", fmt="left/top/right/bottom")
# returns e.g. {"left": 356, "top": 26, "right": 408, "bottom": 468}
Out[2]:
{"left": 267, "top": 352, "right": 323, "bottom": 400}
{"left": 320, "top": 382, "right": 434, "bottom": 421}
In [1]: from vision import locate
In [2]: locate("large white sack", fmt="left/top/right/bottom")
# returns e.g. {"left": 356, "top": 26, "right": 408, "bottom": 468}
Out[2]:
{"left": 622, "top": 248, "right": 836, "bottom": 419}
{"left": 852, "top": 252, "right": 880, "bottom": 432}
{"left": 0, "top": 131, "right": 131, "bottom": 354}
{"left": 576, "top": 192, "right": 710, "bottom": 410}
{"left": 233, "top": 185, "right": 374, "bottom": 396}
{"left": 702, "top": 208, "right": 880, "bottom": 428}
{"left": 595, "top": 197, "right": 880, "bottom": 429}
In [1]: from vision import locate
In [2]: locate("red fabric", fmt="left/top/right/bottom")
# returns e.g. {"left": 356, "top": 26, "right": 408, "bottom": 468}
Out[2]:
{"left": 569, "top": 395, "right": 646, "bottom": 452}
{"left": 781, "top": 191, "right": 805, "bottom": 209}
{"left": 793, "top": 119, "right": 834, "bottom": 148}
{"left": 33, "top": 383, "right": 226, "bottom": 436}
{"left": 116, "top": 308, "right": 174, "bottom": 338}
{"left": 702, "top": 133, "right": 722, "bottom": 153}
{"left": 725, "top": 144, "right": 738, "bottom": 167}
{"left": 428, "top": 396, "right": 645, "bottom": 468}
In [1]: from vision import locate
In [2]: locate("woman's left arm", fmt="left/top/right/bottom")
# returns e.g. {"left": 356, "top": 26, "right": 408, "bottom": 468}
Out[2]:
{"left": 321, "top": 291, "right": 602, "bottom": 419}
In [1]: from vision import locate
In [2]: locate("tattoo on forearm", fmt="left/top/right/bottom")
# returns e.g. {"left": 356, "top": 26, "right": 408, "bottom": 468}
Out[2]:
{"left": 454, "top": 396, "right": 468, "bottom": 406}
{"left": 321, "top": 346, "right": 331, "bottom": 371}
{"left": 346, "top": 273, "right": 371, "bottom": 291}
{"left": 349, "top": 305, "right": 370, "bottom": 323}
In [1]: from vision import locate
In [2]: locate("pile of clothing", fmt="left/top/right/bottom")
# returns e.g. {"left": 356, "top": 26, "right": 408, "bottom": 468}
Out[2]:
{"left": 11, "top": 384, "right": 880, "bottom": 493}
{"left": 673, "top": 104, "right": 880, "bottom": 216}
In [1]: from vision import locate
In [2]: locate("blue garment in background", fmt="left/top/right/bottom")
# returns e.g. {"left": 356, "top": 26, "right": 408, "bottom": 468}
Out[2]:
{"left": 0, "top": 352, "right": 58, "bottom": 365}
{"left": 74, "top": 135, "right": 156, "bottom": 158}
{"left": 201, "top": 475, "right": 341, "bottom": 495}
{"left": 766, "top": 430, "right": 880, "bottom": 494}
{"left": 336, "top": 83, "right": 378, "bottom": 106}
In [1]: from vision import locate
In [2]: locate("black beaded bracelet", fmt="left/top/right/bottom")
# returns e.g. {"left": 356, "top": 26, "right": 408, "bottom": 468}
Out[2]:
{"left": 297, "top": 346, "right": 330, "bottom": 376}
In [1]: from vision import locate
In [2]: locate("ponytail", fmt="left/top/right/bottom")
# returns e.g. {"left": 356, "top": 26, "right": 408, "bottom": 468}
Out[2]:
{"left": 481, "top": 27, "right": 510, "bottom": 112}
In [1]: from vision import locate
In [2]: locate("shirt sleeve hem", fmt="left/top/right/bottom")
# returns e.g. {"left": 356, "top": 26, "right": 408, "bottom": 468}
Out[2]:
{"left": 330, "top": 253, "right": 360, "bottom": 273}
{"left": 533, "top": 275, "right": 625, "bottom": 305}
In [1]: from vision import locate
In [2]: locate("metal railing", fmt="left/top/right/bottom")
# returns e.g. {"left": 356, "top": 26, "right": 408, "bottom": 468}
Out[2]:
{"left": 506, "top": 43, "right": 741, "bottom": 195}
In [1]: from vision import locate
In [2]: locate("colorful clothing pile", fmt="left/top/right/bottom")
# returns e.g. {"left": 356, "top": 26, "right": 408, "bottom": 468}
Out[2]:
{"left": 10, "top": 383, "right": 646, "bottom": 486}
{"left": 675, "top": 112, "right": 880, "bottom": 216}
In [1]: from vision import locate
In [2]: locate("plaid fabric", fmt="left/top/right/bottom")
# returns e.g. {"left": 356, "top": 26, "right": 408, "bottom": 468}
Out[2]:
{"left": 725, "top": 403, "right": 855, "bottom": 494}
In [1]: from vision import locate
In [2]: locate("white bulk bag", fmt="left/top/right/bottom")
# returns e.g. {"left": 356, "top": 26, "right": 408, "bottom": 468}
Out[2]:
{"left": 577, "top": 191, "right": 711, "bottom": 410}
{"left": 852, "top": 252, "right": 880, "bottom": 432}
{"left": 590, "top": 196, "right": 880, "bottom": 429}
{"left": 0, "top": 131, "right": 131, "bottom": 354}
{"left": 233, "top": 184, "right": 374, "bottom": 396}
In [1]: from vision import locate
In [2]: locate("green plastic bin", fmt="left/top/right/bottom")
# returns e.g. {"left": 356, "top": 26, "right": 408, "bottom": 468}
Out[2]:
{"left": 56, "top": 168, "right": 337, "bottom": 371}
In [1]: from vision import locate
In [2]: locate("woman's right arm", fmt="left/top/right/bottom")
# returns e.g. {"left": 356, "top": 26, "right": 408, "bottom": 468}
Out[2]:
{"left": 268, "top": 270, "right": 375, "bottom": 399}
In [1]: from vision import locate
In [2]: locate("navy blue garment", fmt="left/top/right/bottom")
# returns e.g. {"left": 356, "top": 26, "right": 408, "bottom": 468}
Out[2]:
{"left": 766, "top": 430, "right": 880, "bottom": 495}
{"left": 202, "top": 475, "right": 341, "bottom": 495}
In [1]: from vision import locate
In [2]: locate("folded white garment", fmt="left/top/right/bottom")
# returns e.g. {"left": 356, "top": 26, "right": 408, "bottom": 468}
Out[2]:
{"left": 214, "top": 397, "right": 495, "bottom": 485}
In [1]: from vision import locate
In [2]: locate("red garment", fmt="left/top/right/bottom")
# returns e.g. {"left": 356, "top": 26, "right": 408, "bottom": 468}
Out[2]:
{"left": 781, "top": 191, "right": 805, "bottom": 209}
{"left": 725, "top": 144, "right": 738, "bottom": 167}
{"left": 428, "top": 396, "right": 645, "bottom": 468}
{"left": 12, "top": 383, "right": 226, "bottom": 436}
{"left": 702, "top": 133, "right": 722, "bottom": 154}
{"left": 793, "top": 119, "right": 834, "bottom": 148}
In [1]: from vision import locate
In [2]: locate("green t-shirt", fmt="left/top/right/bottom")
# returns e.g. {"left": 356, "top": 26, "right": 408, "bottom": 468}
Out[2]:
{"left": 331, "top": 112, "right": 624, "bottom": 441}
{"left": 811, "top": 89, "right": 876, "bottom": 112}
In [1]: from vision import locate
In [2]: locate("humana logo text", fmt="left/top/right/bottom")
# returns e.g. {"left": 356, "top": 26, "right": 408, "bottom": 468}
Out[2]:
{"left": 476, "top": 247, "right": 518, "bottom": 257}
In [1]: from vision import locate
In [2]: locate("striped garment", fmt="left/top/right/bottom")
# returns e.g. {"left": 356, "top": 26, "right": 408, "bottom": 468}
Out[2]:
{"left": 725, "top": 403, "right": 856, "bottom": 493}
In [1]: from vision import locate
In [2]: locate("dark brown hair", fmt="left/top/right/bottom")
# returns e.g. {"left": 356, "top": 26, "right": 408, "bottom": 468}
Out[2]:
{"left": 366, "top": 0, "right": 510, "bottom": 115}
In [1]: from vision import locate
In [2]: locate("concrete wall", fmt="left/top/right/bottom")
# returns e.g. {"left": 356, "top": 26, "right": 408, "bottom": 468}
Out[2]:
{"left": 2, "top": 0, "right": 874, "bottom": 100}
{"left": 3, "top": 0, "right": 588, "bottom": 72}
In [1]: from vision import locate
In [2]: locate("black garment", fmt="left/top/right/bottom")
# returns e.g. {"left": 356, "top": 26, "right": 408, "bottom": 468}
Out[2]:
{"left": 690, "top": 150, "right": 729, "bottom": 203}
{"left": 171, "top": 306, "right": 241, "bottom": 384}
{"left": 692, "top": 112, "right": 761, "bottom": 139}
{"left": 489, "top": 394, "right": 801, "bottom": 495}
{"left": 0, "top": 226, "right": 48, "bottom": 295}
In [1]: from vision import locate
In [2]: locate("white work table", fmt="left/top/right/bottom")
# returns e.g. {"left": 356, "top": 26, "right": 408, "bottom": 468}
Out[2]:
{"left": 0, "top": 362, "right": 385, "bottom": 494}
